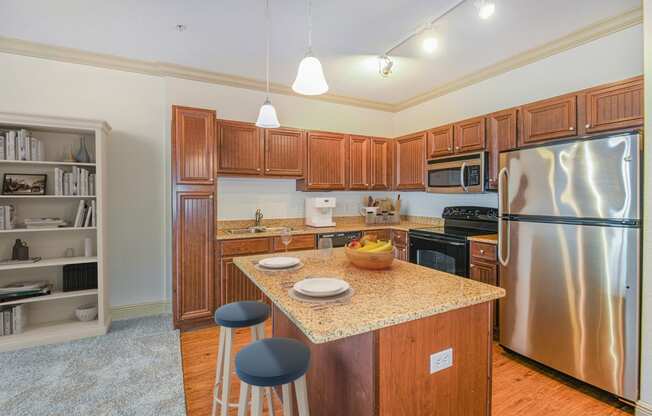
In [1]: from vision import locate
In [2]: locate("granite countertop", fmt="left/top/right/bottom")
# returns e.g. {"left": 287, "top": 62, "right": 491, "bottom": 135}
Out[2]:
{"left": 216, "top": 220, "right": 440, "bottom": 241}
{"left": 234, "top": 248, "right": 505, "bottom": 344}
{"left": 467, "top": 234, "right": 498, "bottom": 244}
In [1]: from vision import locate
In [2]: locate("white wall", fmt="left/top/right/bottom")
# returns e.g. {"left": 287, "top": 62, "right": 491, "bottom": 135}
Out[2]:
{"left": 395, "top": 24, "right": 643, "bottom": 218}
{"left": 639, "top": 1, "right": 651, "bottom": 412}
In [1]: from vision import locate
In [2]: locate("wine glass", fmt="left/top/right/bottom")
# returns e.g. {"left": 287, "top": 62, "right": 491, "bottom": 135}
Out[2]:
{"left": 318, "top": 237, "right": 333, "bottom": 260}
{"left": 280, "top": 228, "right": 292, "bottom": 252}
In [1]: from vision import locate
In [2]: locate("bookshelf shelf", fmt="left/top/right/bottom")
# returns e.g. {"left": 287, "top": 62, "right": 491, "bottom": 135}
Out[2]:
{"left": 0, "top": 289, "right": 98, "bottom": 307}
{"left": 0, "top": 112, "right": 110, "bottom": 351}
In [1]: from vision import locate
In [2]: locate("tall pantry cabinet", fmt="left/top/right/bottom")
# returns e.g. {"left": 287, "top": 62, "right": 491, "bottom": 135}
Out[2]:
{"left": 171, "top": 106, "right": 216, "bottom": 329}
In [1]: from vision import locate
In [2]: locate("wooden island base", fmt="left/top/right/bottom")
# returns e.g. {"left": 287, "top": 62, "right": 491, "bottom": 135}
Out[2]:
{"left": 273, "top": 302, "right": 493, "bottom": 416}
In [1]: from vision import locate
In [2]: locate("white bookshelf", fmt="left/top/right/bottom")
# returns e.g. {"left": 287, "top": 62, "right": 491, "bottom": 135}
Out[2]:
{"left": 0, "top": 112, "right": 110, "bottom": 352}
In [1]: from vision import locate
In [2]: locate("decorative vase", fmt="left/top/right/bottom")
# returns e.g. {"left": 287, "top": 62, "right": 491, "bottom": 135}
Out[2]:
{"left": 75, "top": 136, "right": 90, "bottom": 163}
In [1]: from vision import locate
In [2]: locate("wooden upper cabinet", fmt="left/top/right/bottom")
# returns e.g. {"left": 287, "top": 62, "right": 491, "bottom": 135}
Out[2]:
{"left": 302, "top": 131, "right": 348, "bottom": 190}
{"left": 172, "top": 106, "right": 216, "bottom": 185}
{"left": 370, "top": 138, "right": 393, "bottom": 190}
{"left": 348, "top": 135, "right": 371, "bottom": 190}
{"left": 584, "top": 76, "right": 643, "bottom": 134}
{"left": 264, "top": 128, "right": 306, "bottom": 177}
{"left": 486, "top": 109, "right": 518, "bottom": 190}
{"left": 395, "top": 132, "right": 426, "bottom": 190}
{"left": 454, "top": 116, "right": 486, "bottom": 153}
{"left": 520, "top": 94, "right": 577, "bottom": 146}
{"left": 427, "top": 125, "right": 454, "bottom": 158}
{"left": 216, "top": 120, "right": 264, "bottom": 175}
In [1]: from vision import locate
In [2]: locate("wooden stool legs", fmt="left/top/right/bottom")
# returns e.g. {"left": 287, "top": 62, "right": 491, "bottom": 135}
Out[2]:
{"left": 239, "top": 375, "right": 310, "bottom": 416}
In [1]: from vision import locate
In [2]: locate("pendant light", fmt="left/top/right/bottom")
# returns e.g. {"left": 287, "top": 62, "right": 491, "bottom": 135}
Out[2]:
{"left": 256, "top": 0, "right": 280, "bottom": 128}
{"left": 292, "top": 0, "right": 329, "bottom": 95}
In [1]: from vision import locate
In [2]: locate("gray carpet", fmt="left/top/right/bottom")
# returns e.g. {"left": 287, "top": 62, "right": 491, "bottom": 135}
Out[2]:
{"left": 0, "top": 315, "right": 186, "bottom": 416}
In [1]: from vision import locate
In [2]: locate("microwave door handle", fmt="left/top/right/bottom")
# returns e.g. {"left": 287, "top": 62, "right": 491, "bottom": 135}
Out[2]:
{"left": 460, "top": 162, "right": 468, "bottom": 192}
{"left": 498, "top": 167, "right": 510, "bottom": 266}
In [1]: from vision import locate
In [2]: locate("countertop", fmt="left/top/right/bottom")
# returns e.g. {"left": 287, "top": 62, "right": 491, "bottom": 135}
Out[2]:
{"left": 467, "top": 234, "right": 498, "bottom": 244}
{"left": 234, "top": 248, "right": 505, "bottom": 344}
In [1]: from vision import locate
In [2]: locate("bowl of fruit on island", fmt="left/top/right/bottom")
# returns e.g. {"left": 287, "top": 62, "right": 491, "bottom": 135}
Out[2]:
{"left": 345, "top": 234, "right": 395, "bottom": 270}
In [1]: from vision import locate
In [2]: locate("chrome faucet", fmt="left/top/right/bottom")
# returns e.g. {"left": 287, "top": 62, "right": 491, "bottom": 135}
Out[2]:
{"left": 254, "top": 208, "right": 263, "bottom": 227}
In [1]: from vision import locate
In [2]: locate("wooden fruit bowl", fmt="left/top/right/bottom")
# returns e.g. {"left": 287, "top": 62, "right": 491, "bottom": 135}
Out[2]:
{"left": 345, "top": 246, "right": 394, "bottom": 270}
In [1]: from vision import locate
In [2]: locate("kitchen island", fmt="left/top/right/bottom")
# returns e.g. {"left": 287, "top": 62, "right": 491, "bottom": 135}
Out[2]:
{"left": 234, "top": 249, "right": 505, "bottom": 416}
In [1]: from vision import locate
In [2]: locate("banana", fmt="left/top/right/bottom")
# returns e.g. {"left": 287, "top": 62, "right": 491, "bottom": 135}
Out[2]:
{"left": 358, "top": 241, "right": 381, "bottom": 252}
{"left": 367, "top": 241, "right": 393, "bottom": 253}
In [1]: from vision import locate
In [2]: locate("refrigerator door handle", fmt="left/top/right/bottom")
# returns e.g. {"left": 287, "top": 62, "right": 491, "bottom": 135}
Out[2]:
{"left": 460, "top": 162, "right": 468, "bottom": 192}
{"left": 498, "top": 167, "right": 510, "bottom": 266}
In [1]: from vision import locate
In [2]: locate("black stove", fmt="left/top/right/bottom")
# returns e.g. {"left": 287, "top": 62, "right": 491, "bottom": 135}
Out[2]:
{"left": 408, "top": 206, "right": 498, "bottom": 277}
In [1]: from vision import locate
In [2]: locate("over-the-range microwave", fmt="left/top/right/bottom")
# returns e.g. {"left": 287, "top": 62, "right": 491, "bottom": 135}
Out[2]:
{"left": 426, "top": 151, "right": 486, "bottom": 193}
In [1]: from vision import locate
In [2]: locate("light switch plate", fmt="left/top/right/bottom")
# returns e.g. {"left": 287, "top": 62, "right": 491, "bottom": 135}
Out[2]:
{"left": 430, "top": 348, "right": 453, "bottom": 374}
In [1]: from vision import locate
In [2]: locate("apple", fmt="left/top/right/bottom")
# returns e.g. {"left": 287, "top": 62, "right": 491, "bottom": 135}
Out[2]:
{"left": 348, "top": 240, "right": 361, "bottom": 249}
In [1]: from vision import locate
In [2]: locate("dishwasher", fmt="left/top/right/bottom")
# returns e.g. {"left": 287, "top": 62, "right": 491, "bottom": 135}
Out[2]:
{"left": 317, "top": 231, "right": 362, "bottom": 248}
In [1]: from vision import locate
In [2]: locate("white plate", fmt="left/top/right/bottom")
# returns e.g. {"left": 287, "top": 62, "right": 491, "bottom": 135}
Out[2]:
{"left": 258, "top": 256, "right": 301, "bottom": 269}
{"left": 293, "top": 278, "right": 350, "bottom": 298}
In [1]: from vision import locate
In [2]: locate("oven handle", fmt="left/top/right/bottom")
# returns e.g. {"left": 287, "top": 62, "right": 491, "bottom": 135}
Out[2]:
{"left": 460, "top": 162, "right": 468, "bottom": 192}
{"left": 410, "top": 235, "right": 466, "bottom": 246}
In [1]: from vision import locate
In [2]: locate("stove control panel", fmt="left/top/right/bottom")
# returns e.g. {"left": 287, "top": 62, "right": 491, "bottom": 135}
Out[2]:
{"left": 442, "top": 206, "right": 498, "bottom": 222}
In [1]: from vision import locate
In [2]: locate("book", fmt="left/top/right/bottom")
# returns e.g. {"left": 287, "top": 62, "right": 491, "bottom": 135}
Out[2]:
{"left": 3, "top": 309, "right": 11, "bottom": 335}
{"left": 12, "top": 305, "right": 25, "bottom": 334}
{"left": 17, "top": 133, "right": 27, "bottom": 161}
{"left": 30, "top": 137, "right": 39, "bottom": 161}
{"left": 0, "top": 135, "right": 5, "bottom": 160}
{"left": 63, "top": 173, "right": 71, "bottom": 195}
{"left": 83, "top": 205, "right": 92, "bottom": 227}
{"left": 91, "top": 200, "right": 96, "bottom": 227}
{"left": 74, "top": 200, "right": 86, "bottom": 227}
{"left": 89, "top": 173, "right": 95, "bottom": 196}
{"left": 6, "top": 131, "right": 16, "bottom": 160}
{"left": 0, "top": 206, "right": 5, "bottom": 230}
{"left": 4, "top": 205, "right": 14, "bottom": 230}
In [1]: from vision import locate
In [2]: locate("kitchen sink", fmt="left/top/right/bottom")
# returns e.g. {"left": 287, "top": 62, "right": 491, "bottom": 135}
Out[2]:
{"left": 225, "top": 226, "right": 294, "bottom": 235}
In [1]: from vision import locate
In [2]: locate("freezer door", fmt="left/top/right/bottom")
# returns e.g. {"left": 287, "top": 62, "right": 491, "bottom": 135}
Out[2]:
{"left": 499, "top": 220, "right": 640, "bottom": 401}
{"left": 499, "top": 133, "right": 640, "bottom": 220}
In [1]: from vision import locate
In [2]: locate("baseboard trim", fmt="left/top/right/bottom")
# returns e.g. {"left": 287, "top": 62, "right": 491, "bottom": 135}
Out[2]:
{"left": 637, "top": 400, "right": 652, "bottom": 416}
{"left": 111, "top": 301, "right": 171, "bottom": 321}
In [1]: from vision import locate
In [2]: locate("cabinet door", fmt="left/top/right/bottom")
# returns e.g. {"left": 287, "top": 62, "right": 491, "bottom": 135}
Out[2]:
{"left": 363, "top": 229, "right": 391, "bottom": 241}
{"left": 220, "top": 258, "right": 264, "bottom": 305}
{"left": 272, "top": 234, "right": 316, "bottom": 252}
{"left": 486, "top": 109, "right": 517, "bottom": 189}
{"left": 348, "top": 135, "right": 370, "bottom": 190}
{"left": 469, "top": 262, "right": 497, "bottom": 286}
{"left": 216, "top": 120, "right": 264, "bottom": 175}
{"left": 454, "top": 116, "right": 486, "bottom": 153}
{"left": 584, "top": 76, "right": 643, "bottom": 134}
{"left": 172, "top": 106, "right": 216, "bottom": 185}
{"left": 173, "top": 190, "right": 215, "bottom": 324}
{"left": 520, "top": 95, "right": 577, "bottom": 145}
{"left": 264, "top": 128, "right": 306, "bottom": 177}
{"left": 370, "top": 138, "right": 393, "bottom": 190}
{"left": 395, "top": 133, "right": 426, "bottom": 190}
{"left": 305, "top": 131, "right": 348, "bottom": 190}
{"left": 427, "top": 125, "right": 454, "bottom": 158}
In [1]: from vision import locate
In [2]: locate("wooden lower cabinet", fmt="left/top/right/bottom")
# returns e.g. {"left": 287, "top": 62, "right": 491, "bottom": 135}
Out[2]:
{"left": 391, "top": 230, "right": 408, "bottom": 261}
{"left": 469, "top": 241, "right": 499, "bottom": 336}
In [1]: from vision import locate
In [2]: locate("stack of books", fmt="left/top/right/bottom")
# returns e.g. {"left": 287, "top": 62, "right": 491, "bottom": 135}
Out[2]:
{"left": 53, "top": 167, "right": 95, "bottom": 196}
{"left": 0, "top": 281, "right": 51, "bottom": 304}
{"left": 73, "top": 200, "right": 96, "bottom": 228}
{"left": 0, "top": 205, "right": 15, "bottom": 230}
{"left": 24, "top": 218, "right": 66, "bottom": 229}
{"left": 0, "top": 129, "right": 45, "bottom": 161}
{"left": 0, "top": 304, "right": 26, "bottom": 336}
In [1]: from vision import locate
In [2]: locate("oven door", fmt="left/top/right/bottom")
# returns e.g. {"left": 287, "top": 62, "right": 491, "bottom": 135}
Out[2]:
{"left": 408, "top": 232, "right": 469, "bottom": 277}
{"left": 427, "top": 152, "right": 485, "bottom": 194}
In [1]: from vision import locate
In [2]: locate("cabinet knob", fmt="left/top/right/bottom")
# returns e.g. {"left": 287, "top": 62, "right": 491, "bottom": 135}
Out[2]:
{"left": 257, "top": 168, "right": 261, "bottom": 171}
{"left": 470, "top": 264, "right": 475, "bottom": 268}
{"left": 448, "top": 147, "right": 452, "bottom": 151}
{"left": 585, "top": 124, "right": 591, "bottom": 128}
{"left": 480, "top": 249, "right": 485, "bottom": 254}
{"left": 569, "top": 126, "right": 575, "bottom": 131}
{"left": 266, "top": 168, "right": 270, "bottom": 172}
{"left": 455, "top": 146, "right": 460, "bottom": 150}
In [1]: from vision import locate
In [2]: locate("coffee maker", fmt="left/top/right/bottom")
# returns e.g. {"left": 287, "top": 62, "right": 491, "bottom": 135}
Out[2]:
{"left": 305, "top": 197, "right": 336, "bottom": 227}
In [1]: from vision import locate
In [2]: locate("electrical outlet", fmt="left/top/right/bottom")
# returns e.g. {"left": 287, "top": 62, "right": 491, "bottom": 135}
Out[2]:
{"left": 429, "top": 348, "right": 453, "bottom": 374}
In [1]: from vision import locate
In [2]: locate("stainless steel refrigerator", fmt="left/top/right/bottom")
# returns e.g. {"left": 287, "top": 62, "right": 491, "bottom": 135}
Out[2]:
{"left": 497, "top": 131, "right": 641, "bottom": 401}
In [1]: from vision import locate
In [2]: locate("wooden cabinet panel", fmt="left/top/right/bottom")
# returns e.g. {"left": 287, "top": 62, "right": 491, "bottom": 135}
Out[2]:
{"left": 520, "top": 95, "right": 577, "bottom": 145}
{"left": 272, "top": 234, "right": 316, "bottom": 252}
{"left": 469, "top": 262, "right": 497, "bottom": 286}
{"left": 395, "top": 133, "right": 426, "bottom": 190}
{"left": 363, "top": 229, "right": 391, "bottom": 241}
{"left": 172, "top": 106, "right": 216, "bottom": 185}
{"left": 220, "top": 258, "right": 264, "bottom": 306}
{"left": 471, "top": 241, "right": 497, "bottom": 262}
{"left": 173, "top": 190, "right": 215, "bottom": 324}
{"left": 584, "top": 76, "right": 643, "bottom": 134}
{"left": 395, "top": 246, "right": 408, "bottom": 261}
{"left": 348, "top": 135, "right": 371, "bottom": 190}
{"left": 370, "top": 138, "right": 393, "bottom": 190}
{"left": 391, "top": 230, "right": 407, "bottom": 247}
{"left": 427, "top": 125, "right": 454, "bottom": 158}
{"left": 486, "top": 109, "right": 517, "bottom": 190}
{"left": 220, "top": 238, "right": 271, "bottom": 257}
{"left": 302, "top": 131, "right": 348, "bottom": 190}
{"left": 216, "top": 120, "right": 263, "bottom": 175}
{"left": 264, "top": 128, "right": 306, "bottom": 177}
{"left": 454, "top": 116, "right": 486, "bottom": 153}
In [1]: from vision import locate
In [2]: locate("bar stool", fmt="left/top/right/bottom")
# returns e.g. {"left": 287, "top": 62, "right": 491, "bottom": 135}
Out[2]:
{"left": 236, "top": 337, "right": 311, "bottom": 416}
{"left": 212, "top": 301, "right": 275, "bottom": 416}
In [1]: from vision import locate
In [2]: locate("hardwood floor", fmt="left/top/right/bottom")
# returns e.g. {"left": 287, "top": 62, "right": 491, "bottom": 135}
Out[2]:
{"left": 181, "top": 322, "right": 634, "bottom": 416}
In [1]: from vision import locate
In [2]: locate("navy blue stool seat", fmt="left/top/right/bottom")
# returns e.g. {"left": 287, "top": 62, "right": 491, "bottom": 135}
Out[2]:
{"left": 214, "top": 301, "right": 270, "bottom": 328}
{"left": 236, "top": 338, "right": 310, "bottom": 387}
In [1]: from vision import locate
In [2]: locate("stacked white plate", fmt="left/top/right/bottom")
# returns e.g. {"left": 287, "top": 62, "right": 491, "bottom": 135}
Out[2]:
{"left": 258, "top": 256, "right": 301, "bottom": 269}
{"left": 293, "top": 277, "right": 350, "bottom": 298}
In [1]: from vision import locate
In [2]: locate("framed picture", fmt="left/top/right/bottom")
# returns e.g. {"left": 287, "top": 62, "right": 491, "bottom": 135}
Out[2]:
{"left": 2, "top": 173, "right": 47, "bottom": 195}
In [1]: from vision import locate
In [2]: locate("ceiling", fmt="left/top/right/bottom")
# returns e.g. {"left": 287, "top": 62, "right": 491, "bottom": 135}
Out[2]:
{"left": 0, "top": 0, "right": 642, "bottom": 106}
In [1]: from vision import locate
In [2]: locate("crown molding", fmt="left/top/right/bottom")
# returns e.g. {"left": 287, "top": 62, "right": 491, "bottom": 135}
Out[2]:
{"left": 0, "top": 111, "right": 112, "bottom": 134}
{"left": 0, "top": 6, "right": 642, "bottom": 114}
{"left": 393, "top": 6, "right": 643, "bottom": 111}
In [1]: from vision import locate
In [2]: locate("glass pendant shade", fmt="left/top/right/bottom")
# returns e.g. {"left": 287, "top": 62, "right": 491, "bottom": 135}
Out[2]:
{"left": 292, "top": 53, "right": 329, "bottom": 96}
{"left": 255, "top": 99, "right": 280, "bottom": 128}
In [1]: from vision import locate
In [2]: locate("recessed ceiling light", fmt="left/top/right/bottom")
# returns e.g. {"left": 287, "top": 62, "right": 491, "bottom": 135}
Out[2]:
{"left": 475, "top": 0, "right": 495, "bottom": 19}
{"left": 176, "top": 24, "right": 187, "bottom": 32}
{"left": 422, "top": 37, "right": 439, "bottom": 54}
